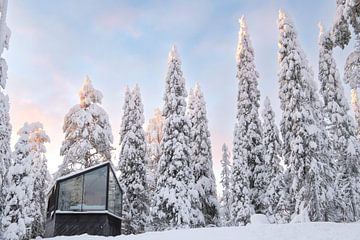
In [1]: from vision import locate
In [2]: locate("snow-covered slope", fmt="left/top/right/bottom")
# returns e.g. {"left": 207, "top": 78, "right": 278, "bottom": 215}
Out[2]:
{"left": 45, "top": 222, "right": 360, "bottom": 240}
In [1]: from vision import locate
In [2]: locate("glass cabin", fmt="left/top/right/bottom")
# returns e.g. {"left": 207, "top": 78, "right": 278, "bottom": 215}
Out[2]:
{"left": 45, "top": 162, "right": 123, "bottom": 237}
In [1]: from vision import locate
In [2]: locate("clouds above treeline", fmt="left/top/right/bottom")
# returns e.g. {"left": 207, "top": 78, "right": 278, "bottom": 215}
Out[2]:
{"left": 4, "top": 0, "right": 355, "bottom": 180}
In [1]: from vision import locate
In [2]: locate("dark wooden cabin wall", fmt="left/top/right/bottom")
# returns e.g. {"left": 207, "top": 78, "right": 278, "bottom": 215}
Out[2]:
{"left": 53, "top": 213, "right": 121, "bottom": 237}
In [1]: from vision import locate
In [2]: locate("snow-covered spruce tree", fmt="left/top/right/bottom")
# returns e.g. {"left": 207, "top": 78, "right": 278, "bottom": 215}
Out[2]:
{"left": 118, "top": 85, "right": 149, "bottom": 234}
{"left": 261, "top": 97, "right": 285, "bottom": 223}
{"left": 2, "top": 123, "right": 35, "bottom": 240}
{"left": 332, "top": 0, "right": 360, "bottom": 49}
{"left": 119, "top": 86, "right": 132, "bottom": 146}
{"left": 277, "top": 10, "right": 335, "bottom": 222}
{"left": 0, "top": 0, "right": 11, "bottom": 229}
{"left": 28, "top": 123, "right": 50, "bottom": 238}
{"left": 152, "top": 46, "right": 204, "bottom": 230}
{"left": 219, "top": 143, "right": 232, "bottom": 226}
{"left": 319, "top": 25, "right": 360, "bottom": 222}
{"left": 145, "top": 108, "right": 164, "bottom": 205}
{"left": 187, "top": 83, "right": 220, "bottom": 227}
{"left": 118, "top": 86, "right": 139, "bottom": 234}
{"left": 230, "top": 16, "right": 264, "bottom": 225}
{"left": 58, "top": 77, "right": 113, "bottom": 176}
{"left": 231, "top": 124, "right": 253, "bottom": 226}
{"left": 309, "top": 35, "right": 337, "bottom": 222}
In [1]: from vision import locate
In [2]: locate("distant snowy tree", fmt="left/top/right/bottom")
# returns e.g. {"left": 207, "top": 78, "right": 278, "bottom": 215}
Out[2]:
{"left": 118, "top": 85, "right": 149, "bottom": 234}
{"left": 219, "top": 143, "right": 232, "bottom": 226}
{"left": 261, "top": 97, "right": 284, "bottom": 223}
{"left": 58, "top": 77, "right": 113, "bottom": 176}
{"left": 188, "top": 83, "right": 220, "bottom": 227}
{"left": 351, "top": 89, "right": 360, "bottom": 137}
{"left": 0, "top": 0, "right": 11, "bottom": 230}
{"left": 230, "top": 16, "right": 263, "bottom": 225}
{"left": 28, "top": 123, "right": 50, "bottom": 238}
{"left": 343, "top": 34, "right": 360, "bottom": 137}
{"left": 277, "top": 10, "right": 335, "bottom": 222}
{"left": 2, "top": 124, "right": 35, "bottom": 240}
{"left": 319, "top": 25, "right": 360, "bottom": 222}
{"left": 152, "top": 46, "right": 204, "bottom": 230}
{"left": 145, "top": 108, "right": 164, "bottom": 203}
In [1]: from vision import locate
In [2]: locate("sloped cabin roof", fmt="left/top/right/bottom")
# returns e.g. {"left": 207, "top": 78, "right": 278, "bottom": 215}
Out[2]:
{"left": 49, "top": 161, "right": 123, "bottom": 194}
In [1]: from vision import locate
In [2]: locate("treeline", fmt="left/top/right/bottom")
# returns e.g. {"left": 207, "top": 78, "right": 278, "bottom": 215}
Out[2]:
{"left": 1, "top": 1, "right": 360, "bottom": 239}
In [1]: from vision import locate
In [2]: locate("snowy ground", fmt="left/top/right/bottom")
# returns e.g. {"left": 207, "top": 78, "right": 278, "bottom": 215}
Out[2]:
{"left": 43, "top": 222, "right": 360, "bottom": 240}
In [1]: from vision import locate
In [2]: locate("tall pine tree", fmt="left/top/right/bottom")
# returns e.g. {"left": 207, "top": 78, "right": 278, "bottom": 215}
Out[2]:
{"left": 319, "top": 24, "right": 360, "bottom": 222}
{"left": 28, "top": 123, "right": 50, "bottom": 238}
{"left": 0, "top": 0, "right": 11, "bottom": 229}
{"left": 261, "top": 97, "right": 285, "bottom": 223}
{"left": 152, "top": 46, "right": 204, "bottom": 230}
{"left": 219, "top": 143, "right": 232, "bottom": 226}
{"left": 58, "top": 77, "right": 113, "bottom": 176}
{"left": 230, "top": 16, "right": 263, "bottom": 226}
{"left": 118, "top": 85, "right": 149, "bottom": 234}
{"left": 119, "top": 86, "right": 132, "bottom": 146}
{"left": 277, "top": 10, "right": 335, "bottom": 222}
{"left": 145, "top": 108, "right": 164, "bottom": 206}
{"left": 2, "top": 124, "right": 35, "bottom": 240}
{"left": 188, "top": 83, "right": 220, "bottom": 226}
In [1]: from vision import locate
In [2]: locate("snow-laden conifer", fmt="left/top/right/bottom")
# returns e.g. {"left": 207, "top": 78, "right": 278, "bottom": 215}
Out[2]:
{"left": 319, "top": 25, "right": 360, "bottom": 222}
{"left": 0, "top": 91, "right": 11, "bottom": 218}
{"left": 58, "top": 77, "right": 113, "bottom": 176}
{"left": 231, "top": 124, "right": 253, "bottom": 226}
{"left": 188, "top": 83, "right": 220, "bottom": 227}
{"left": 28, "top": 123, "right": 50, "bottom": 238}
{"left": 152, "top": 46, "right": 204, "bottom": 230}
{"left": 145, "top": 108, "right": 164, "bottom": 203}
{"left": 261, "top": 97, "right": 284, "bottom": 223}
{"left": 230, "top": 16, "right": 264, "bottom": 225}
{"left": 118, "top": 85, "right": 149, "bottom": 234}
{"left": 0, "top": 0, "right": 11, "bottom": 228}
{"left": 332, "top": 0, "right": 360, "bottom": 49}
{"left": 219, "top": 143, "right": 232, "bottom": 226}
{"left": 119, "top": 86, "right": 132, "bottom": 146}
{"left": 2, "top": 123, "right": 35, "bottom": 240}
{"left": 277, "top": 10, "right": 335, "bottom": 221}
{"left": 0, "top": 0, "right": 10, "bottom": 90}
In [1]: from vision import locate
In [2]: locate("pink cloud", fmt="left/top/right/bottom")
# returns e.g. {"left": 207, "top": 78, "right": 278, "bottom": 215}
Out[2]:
{"left": 95, "top": 7, "right": 142, "bottom": 38}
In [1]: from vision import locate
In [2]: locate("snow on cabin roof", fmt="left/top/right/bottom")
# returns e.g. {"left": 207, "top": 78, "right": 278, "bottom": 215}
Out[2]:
{"left": 55, "top": 161, "right": 113, "bottom": 182}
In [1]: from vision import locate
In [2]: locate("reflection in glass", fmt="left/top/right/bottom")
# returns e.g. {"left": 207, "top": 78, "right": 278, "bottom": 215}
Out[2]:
{"left": 58, "top": 175, "right": 83, "bottom": 211}
{"left": 83, "top": 166, "right": 107, "bottom": 210}
{"left": 56, "top": 164, "right": 122, "bottom": 217}
{"left": 108, "top": 169, "right": 122, "bottom": 216}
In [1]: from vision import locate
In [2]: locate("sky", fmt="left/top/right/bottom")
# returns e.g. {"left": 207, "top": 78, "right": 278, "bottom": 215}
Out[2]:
{"left": 4, "top": 1, "right": 356, "bottom": 185}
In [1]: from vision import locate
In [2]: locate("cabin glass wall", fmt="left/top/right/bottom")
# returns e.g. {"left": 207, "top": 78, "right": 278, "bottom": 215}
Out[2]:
{"left": 58, "top": 175, "right": 83, "bottom": 211}
{"left": 83, "top": 166, "right": 107, "bottom": 210}
{"left": 108, "top": 170, "right": 122, "bottom": 216}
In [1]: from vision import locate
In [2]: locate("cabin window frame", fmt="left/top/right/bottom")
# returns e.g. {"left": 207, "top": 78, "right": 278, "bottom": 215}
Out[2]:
{"left": 52, "top": 163, "right": 122, "bottom": 218}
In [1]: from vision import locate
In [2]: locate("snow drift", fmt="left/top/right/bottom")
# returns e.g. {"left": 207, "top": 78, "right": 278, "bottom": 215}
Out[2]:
{"left": 44, "top": 222, "right": 360, "bottom": 240}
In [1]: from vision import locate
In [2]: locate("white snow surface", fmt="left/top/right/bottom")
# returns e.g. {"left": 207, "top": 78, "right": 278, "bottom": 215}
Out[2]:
{"left": 43, "top": 222, "right": 360, "bottom": 240}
